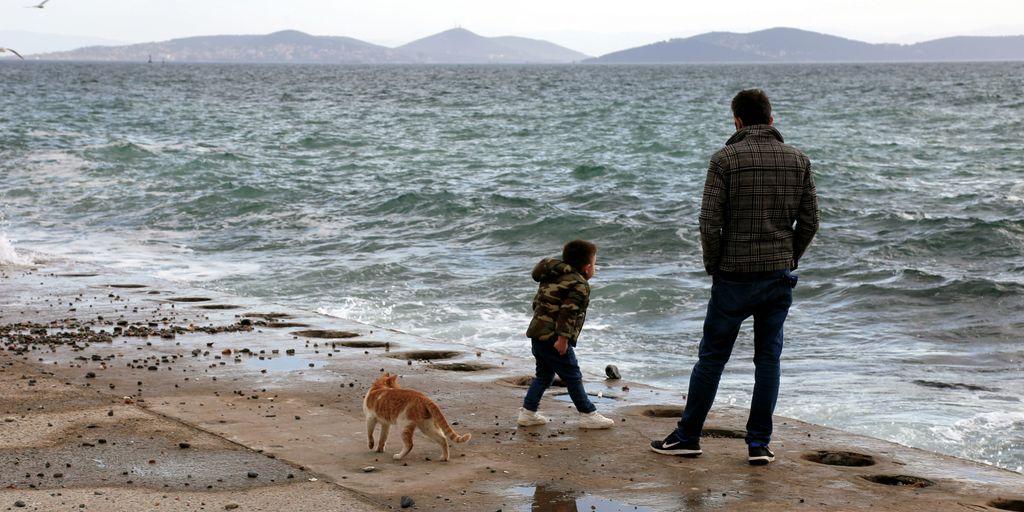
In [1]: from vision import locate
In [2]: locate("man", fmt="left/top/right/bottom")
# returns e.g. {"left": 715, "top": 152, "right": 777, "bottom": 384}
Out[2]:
{"left": 652, "top": 89, "right": 819, "bottom": 465}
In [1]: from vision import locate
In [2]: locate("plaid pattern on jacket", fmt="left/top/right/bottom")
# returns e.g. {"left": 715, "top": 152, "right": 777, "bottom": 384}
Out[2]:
{"left": 699, "top": 124, "right": 819, "bottom": 274}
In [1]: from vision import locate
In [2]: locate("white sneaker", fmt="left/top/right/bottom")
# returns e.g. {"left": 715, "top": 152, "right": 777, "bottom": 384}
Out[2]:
{"left": 579, "top": 411, "right": 614, "bottom": 429}
{"left": 517, "top": 407, "right": 549, "bottom": 427}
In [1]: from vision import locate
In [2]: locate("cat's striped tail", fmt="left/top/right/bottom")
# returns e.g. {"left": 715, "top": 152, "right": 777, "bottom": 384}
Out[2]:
{"left": 429, "top": 401, "right": 472, "bottom": 443}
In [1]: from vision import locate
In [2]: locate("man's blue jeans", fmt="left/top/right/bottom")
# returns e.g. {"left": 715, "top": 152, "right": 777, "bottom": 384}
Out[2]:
{"left": 675, "top": 269, "right": 794, "bottom": 446}
{"left": 523, "top": 338, "right": 597, "bottom": 414}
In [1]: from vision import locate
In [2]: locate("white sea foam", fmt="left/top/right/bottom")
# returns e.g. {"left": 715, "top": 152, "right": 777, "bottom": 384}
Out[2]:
{"left": 0, "top": 208, "right": 35, "bottom": 266}
{"left": 318, "top": 297, "right": 395, "bottom": 326}
{"left": 1008, "top": 183, "right": 1024, "bottom": 204}
{"left": 153, "top": 260, "right": 262, "bottom": 283}
{"left": 0, "top": 232, "right": 34, "bottom": 266}
{"left": 5, "top": 226, "right": 259, "bottom": 283}
{"left": 933, "top": 410, "right": 1024, "bottom": 443}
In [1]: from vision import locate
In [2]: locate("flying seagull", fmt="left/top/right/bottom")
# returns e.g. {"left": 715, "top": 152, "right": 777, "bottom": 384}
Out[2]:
{"left": 0, "top": 48, "right": 25, "bottom": 60}
{"left": 26, "top": 0, "right": 49, "bottom": 8}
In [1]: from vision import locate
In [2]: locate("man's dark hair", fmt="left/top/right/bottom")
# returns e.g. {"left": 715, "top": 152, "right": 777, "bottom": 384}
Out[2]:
{"left": 731, "top": 89, "right": 772, "bottom": 126}
{"left": 563, "top": 239, "right": 597, "bottom": 271}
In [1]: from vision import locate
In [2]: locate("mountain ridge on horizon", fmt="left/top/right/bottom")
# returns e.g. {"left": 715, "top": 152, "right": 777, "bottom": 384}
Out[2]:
{"left": 9, "top": 26, "right": 1024, "bottom": 64}
{"left": 588, "top": 27, "right": 1024, "bottom": 63}
{"left": 24, "top": 27, "right": 591, "bottom": 64}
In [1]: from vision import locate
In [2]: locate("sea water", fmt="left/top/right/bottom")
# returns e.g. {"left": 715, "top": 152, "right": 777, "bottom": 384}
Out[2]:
{"left": 1, "top": 61, "right": 1021, "bottom": 473}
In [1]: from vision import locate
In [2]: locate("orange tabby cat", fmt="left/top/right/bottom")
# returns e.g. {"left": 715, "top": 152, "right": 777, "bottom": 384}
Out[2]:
{"left": 363, "top": 373, "right": 471, "bottom": 461}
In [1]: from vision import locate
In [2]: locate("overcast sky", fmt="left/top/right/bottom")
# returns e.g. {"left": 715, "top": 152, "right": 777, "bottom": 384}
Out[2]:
{"left": 3, "top": 0, "right": 1024, "bottom": 56}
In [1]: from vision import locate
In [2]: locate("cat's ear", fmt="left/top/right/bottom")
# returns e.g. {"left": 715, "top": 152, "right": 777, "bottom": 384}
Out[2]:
{"left": 387, "top": 374, "right": 399, "bottom": 387}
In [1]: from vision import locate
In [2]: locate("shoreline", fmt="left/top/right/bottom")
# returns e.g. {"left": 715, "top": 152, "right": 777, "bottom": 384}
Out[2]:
{"left": 2, "top": 261, "right": 1022, "bottom": 511}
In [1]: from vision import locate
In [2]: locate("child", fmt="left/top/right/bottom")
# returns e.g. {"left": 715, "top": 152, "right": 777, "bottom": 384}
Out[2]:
{"left": 517, "top": 239, "right": 614, "bottom": 429}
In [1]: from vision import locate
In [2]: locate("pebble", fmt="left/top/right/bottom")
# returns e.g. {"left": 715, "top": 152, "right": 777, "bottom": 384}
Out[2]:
{"left": 400, "top": 496, "right": 415, "bottom": 508}
{"left": 361, "top": 466, "right": 377, "bottom": 473}
{"left": 247, "top": 471, "right": 258, "bottom": 478}
{"left": 15, "top": 500, "right": 26, "bottom": 507}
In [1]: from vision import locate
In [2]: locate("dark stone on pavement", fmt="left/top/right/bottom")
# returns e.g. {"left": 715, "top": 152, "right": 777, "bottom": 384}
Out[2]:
{"left": 605, "top": 364, "right": 621, "bottom": 380}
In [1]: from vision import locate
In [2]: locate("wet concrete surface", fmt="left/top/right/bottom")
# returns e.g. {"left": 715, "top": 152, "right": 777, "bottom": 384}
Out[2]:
{"left": 2, "top": 263, "right": 1022, "bottom": 511}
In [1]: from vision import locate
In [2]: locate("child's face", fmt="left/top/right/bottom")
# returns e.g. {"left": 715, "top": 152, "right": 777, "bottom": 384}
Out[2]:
{"left": 582, "top": 254, "right": 597, "bottom": 281}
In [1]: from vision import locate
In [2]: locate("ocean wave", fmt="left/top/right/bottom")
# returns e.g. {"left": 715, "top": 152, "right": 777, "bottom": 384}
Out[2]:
{"left": 0, "top": 232, "right": 34, "bottom": 266}
{"left": 318, "top": 297, "right": 395, "bottom": 327}
{"left": 814, "top": 274, "right": 1024, "bottom": 304}
{"left": 84, "top": 141, "right": 157, "bottom": 161}
{"left": 572, "top": 164, "right": 609, "bottom": 179}
{"left": 930, "top": 411, "right": 1024, "bottom": 473}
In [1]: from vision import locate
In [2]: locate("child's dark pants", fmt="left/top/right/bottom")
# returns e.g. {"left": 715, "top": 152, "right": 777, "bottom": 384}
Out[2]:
{"left": 523, "top": 338, "right": 597, "bottom": 414}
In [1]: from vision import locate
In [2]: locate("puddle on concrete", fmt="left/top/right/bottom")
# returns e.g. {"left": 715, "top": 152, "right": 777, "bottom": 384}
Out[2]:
{"left": 512, "top": 485, "right": 655, "bottom": 512}
{"left": 554, "top": 392, "right": 619, "bottom": 405}
{"left": 196, "top": 304, "right": 242, "bottom": 310}
{"left": 387, "top": 350, "right": 461, "bottom": 361}
{"left": 640, "top": 406, "right": 683, "bottom": 418}
{"left": 165, "top": 297, "right": 212, "bottom": 302}
{"left": 701, "top": 428, "right": 746, "bottom": 439}
{"left": 803, "top": 450, "right": 876, "bottom": 467}
{"left": 244, "top": 357, "right": 318, "bottom": 372}
{"left": 338, "top": 340, "right": 392, "bottom": 349}
{"left": 243, "top": 312, "right": 294, "bottom": 319}
{"left": 292, "top": 329, "right": 361, "bottom": 339}
{"left": 500, "top": 375, "right": 567, "bottom": 388}
{"left": 260, "top": 322, "right": 311, "bottom": 328}
{"left": 860, "top": 474, "right": 935, "bottom": 488}
{"left": 989, "top": 498, "right": 1024, "bottom": 511}
{"left": 429, "top": 362, "right": 495, "bottom": 372}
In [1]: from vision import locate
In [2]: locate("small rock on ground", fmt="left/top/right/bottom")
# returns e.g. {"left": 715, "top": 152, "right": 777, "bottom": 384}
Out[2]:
{"left": 605, "top": 364, "right": 621, "bottom": 379}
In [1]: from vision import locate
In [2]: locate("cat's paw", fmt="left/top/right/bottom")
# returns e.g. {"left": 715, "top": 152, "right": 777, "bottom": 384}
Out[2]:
{"left": 393, "top": 453, "right": 404, "bottom": 460}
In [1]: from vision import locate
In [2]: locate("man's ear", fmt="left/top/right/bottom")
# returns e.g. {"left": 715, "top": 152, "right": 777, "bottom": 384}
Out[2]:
{"left": 768, "top": 115, "right": 774, "bottom": 126}
{"left": 734, "top": 116, "right": 744, "bottom": 130}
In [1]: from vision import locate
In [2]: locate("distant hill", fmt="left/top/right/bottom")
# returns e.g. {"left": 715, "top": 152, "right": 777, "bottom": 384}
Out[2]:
{"left": 588, "top": 27, "right": 1024, "bottom": 63}
{"left": 905, "top": 35, "right": 1024, "bottom": 62}
{"left": 398, "top": 28, "right": 588, "bottom": 63}
{"left": 36, "top": 30, "right": 412, "bottom": 64}
{"left": 0, "top": 30, "right": 125, "bottom": 55}
{"left": 23, "top": 27, "right": 1023, "bottom": 64}
{"left": 30, "top": 28, "right": 588, "bottom": 64}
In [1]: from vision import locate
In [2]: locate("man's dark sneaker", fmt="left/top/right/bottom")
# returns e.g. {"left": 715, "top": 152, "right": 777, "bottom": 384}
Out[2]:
{"left": 650, "top": 432, "right": 702, "bottom": 457}
{"left": 748, "top": 444, "right": 776, "bottom": 465}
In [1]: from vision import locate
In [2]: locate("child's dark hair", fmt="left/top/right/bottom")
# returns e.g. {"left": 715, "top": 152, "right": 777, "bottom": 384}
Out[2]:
{"left": 562, "top": 240, "right": 597, "bottom": 271}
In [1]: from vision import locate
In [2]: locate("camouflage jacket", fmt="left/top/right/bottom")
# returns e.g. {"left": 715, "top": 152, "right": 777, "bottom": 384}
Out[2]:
{"left": 526, "top": 258, "right": 590, "bottom": 346}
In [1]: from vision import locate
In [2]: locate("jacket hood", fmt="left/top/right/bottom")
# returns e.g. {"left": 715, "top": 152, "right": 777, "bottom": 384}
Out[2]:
{"left": 532, "top": 258, "right": 580, "bottom": 283}
{"left": 726, "top": 124, "right": 785, "bottom": 146}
